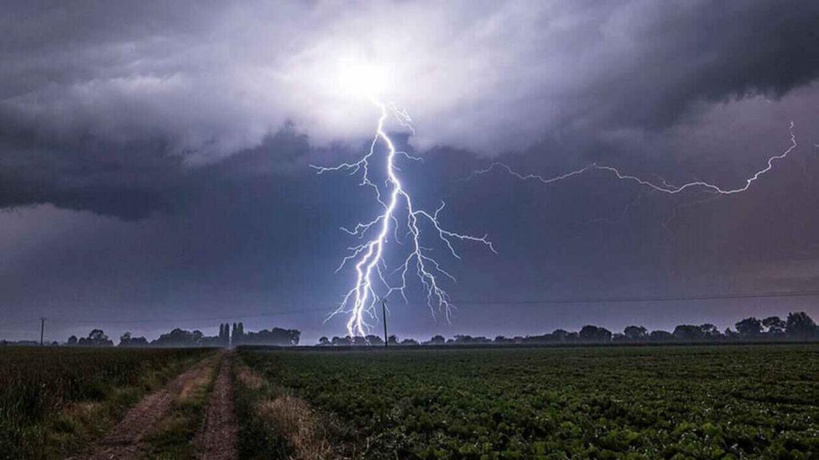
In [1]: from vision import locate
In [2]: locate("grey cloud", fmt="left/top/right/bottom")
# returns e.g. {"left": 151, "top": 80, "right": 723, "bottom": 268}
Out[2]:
{"left": 0, "top": 0, "right": 818, "bottom": 217}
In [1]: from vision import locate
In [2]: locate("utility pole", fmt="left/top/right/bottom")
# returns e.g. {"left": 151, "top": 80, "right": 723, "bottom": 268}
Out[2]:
{"left": 381, "top": 298, "right": 388, "bottom": 348}
{"left": 40, "top": 317, "right": 46, "bottom": 346}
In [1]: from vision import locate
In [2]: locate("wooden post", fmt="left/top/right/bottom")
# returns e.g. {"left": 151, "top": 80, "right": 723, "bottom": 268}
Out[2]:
{"left": 40, "top": 317, "right": 46, "bottom": 346}
{"left": 382, "top": 298, "right": 388, "bottom": 348}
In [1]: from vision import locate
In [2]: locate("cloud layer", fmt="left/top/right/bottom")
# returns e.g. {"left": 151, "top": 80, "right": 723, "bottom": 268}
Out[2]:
{"left": 1, "top": 1, "right": 819, "bottom": 340}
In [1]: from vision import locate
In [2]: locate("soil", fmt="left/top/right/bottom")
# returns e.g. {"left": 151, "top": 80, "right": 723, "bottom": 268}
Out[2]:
{"left": 72, "top": 353, "right": 240, "bottom": 460}
{"left": 196, "top": 352, "right": 239, "bottom": 460}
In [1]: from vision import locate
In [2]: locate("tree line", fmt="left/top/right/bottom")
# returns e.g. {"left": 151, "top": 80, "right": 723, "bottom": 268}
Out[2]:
{"left": 2, "top": 311, "right": 815, "bottom": 348}
{"left": 316, "top": 311, "right": 819, "bottom": 346}
{"left": 58, "top": 322, "right": 300, "bottom": 348}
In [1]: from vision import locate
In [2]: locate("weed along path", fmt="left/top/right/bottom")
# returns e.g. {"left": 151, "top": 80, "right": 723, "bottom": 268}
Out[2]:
{"left": 196, "top": 352, "right": 239, "bottom": 460}
{"left": 71, "top": 352, "right": 240, "bottom": 460}
{"left": 74, "top": 357, "right": 215, "bottom": 459}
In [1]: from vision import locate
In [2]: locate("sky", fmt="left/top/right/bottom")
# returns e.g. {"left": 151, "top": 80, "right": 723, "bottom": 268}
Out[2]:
{"left": 1, "top": 0, "right": 819, "bottom": 344}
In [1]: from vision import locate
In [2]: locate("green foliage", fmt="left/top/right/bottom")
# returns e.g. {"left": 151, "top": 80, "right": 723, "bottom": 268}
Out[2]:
{"left": 240, "top": 345, "right": 818, "bottom": 459}
{"left": 142, "top": 358, "right": 218, "bottom": 459}
{"left": 0, "top": 347, "right": 210, "bottom": 459}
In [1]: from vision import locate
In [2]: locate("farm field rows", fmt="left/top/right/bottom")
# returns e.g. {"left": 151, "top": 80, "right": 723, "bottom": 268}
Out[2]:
{"left": 0, "top": 347, "right": 213, "bottom": 459}
{"left": 237, "top": 345, "right": 819, "bottom": 459}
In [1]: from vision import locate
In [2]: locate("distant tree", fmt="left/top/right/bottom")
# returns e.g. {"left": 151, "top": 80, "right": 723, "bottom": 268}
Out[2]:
{"left": 551, "top": 329, "right": 570, "bottom": 342}
{"left": 612, "top": 333, "right": 625, "bottom": 342}
{"left": 735, "top": 317, "right": 763, "bottom": 338}
{"left": 494, "top": 335, "right": 513, "bottom": 344}
{"left": 400, "top": 338, "right": 419, "bottom": 346}
{"left": 218, "top": 323, "right": 230, "bottom": 346}
{"left": 130, "top": 337, "right": 149, "bottom": 347}
{"left": 786, "top": 312, "right": 817, "bottom": 340}
{"left": 353, "top": 336, "right": 368, "bottom": 346}
{"left": 724, "top": 328, "right": 739, "bottom": 340}
{"left": 427, "top": 335, "right": 446, "bottom": 345}
{"left": 649, "top": 330, "right": 673, "bottom": 342}
{"left": 762, "top": 316, "right": 786, "bottom": 336}
{"left": 388, "top": 335, "right": 398, "bottom": 345}
{"left": 67, "top": 335, "right": 78, "bottom": 346}
{"left": 700, "top": 324, "right": 721, "bottom": 339}
{"left": 152, "top": 328, "right": 203, "bottom": 347}
{"left": 673, "top": 325, "right": 704, "bottom": 341}
{"left": 119, "top": 332, "right": 133, "bottom": 347}
{"left": 331, "top": 336, "right": 352, "bottom": 346}
{"left": 318, "top": 336, "right": 330, "bottom": 346}
{"left": 579, "top": 325, "right": 612, "bottom": 342}
{"left": 79, "top": 329, "right": 113, "bottom": 347}
{"left": 242, "top": 328, "right": 300, "bottom": 346}
{"left": 623, "top": 325, "right": 648, "bottom": 341}
{"left": 365, "top": 335, "right": 384, "bottom": 345}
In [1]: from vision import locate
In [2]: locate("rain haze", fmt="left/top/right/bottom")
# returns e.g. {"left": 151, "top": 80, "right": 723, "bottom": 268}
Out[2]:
{"left": 2, "top": 0, "right": 819, "bottom": 344}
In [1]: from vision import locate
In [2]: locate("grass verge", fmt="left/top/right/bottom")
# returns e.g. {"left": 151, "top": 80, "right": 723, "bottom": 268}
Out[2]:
{"left": 233, "top": 355, "right": 336, "bottom": 460}
{"left": 140, "top": 353, "right": 221, "bottom": 459}
{"left": 0, "top": 347, "right": 214, "bottom": 460}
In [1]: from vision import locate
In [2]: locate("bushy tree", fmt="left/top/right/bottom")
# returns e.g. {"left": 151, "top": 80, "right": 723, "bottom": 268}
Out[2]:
{"left": 786, "top": 312, "right": 817, "bottom": 340}
{"left": 623, "top": 325, "right": 648, "bottom": 341}
{"left": 579, "top": 325, "right": 612, "bottom": 342}
{"left": 427, "top": 335, "right": 446, "bottom": 345}
{"left": 649, "top": 330, "right": 673, "bottom": 342}
{"left": 78, "top": 329, "right": 113, "bottom": 347}
{"left": 735, "top": 317, "right": 763, "bottom": 338}
{"left": 762, "top": 316, "right": 786, "bottom": 336}
{"left": 673, "top": 325, "right": 703, "bottom": 341}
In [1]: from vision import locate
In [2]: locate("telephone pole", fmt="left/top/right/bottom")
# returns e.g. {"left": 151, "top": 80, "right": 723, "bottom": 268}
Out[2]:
{"left": 381, "top": 298, "right": 388, "bottom": 348}
{"left": 40, "top": 317, "right": 46, "bottom": 346}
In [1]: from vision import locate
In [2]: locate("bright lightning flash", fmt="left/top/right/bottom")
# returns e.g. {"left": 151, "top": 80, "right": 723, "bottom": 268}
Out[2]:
{"left": 312, "top": 70, "right": 495, "bottom": 338}
{"left": 471, "top": 121, "right": 798, "bottom": 196}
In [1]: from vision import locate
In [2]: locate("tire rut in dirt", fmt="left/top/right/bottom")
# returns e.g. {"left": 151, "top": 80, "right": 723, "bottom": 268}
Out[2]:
{"left": 196, "top": 352, "right": 239, "bottom": 460}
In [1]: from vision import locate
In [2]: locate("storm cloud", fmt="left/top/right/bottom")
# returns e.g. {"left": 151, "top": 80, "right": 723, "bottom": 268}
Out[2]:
{"left": 3, "top": 2, "right": 818, "bottom": 181}
{"left": 1, "top": 1, "right": 818, "bottom": 341}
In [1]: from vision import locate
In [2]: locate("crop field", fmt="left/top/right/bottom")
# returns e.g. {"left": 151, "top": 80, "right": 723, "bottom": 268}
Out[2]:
{"left": 236, "top": 345, "right": 818, "bottom": 459}
{"left": 0, "top": 347, "right": 212, "bottom": 459}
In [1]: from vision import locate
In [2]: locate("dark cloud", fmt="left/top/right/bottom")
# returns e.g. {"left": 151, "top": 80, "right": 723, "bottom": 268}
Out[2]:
{"left": 0, "top": 1, "right": 818, "bottom": 341}
{"left": 584, "top": 1, "right": 819, "bottom": 130}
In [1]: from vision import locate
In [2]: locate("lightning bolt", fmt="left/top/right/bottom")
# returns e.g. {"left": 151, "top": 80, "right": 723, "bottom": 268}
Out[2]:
{"left": 312, "top": 98, "right": 495, "bottom": 337}
{"left": 470, "top": 121, "right": 798, "bottom": 196}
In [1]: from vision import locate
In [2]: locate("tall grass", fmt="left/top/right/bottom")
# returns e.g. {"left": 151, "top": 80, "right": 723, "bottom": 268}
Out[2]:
{"left": 0, "top": 347, "right": 210, "bottom": 459}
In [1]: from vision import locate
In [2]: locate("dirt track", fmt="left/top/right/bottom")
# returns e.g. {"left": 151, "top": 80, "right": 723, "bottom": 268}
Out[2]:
{"left": 196, "top": 353, "right": 239, "bottom": 460}
{"left": 73, "top": 353, "right": 238, "bottom": 460}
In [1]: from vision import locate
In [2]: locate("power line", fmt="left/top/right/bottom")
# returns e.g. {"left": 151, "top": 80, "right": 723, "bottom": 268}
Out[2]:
{"left": 41, "top": 307, "right": 333, "bottom": 326}
{"left": 5, "top": 289, "right": 818, "bottom": 327}
{"left": 450, "top": 290, "right": 819, "bottom": 306}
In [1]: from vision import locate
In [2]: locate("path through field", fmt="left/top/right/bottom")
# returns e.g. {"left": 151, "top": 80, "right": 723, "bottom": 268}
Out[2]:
{"left": 197, "top": 353, "right": 239, "bottom": 460}
{"left": 74, "top": 351, "right": 238, "bottom": 460}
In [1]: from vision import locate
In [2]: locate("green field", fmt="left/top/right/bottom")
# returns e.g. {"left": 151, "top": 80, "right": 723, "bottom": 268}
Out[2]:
{"left": 0, "top": 347, "right": 212, "bottom": 459}
{"left": 237, "top": 345, "right": 819, "bottom": 459}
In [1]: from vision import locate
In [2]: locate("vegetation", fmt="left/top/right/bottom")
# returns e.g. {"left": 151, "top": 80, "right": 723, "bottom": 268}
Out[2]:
{"left": 317, "top": 311, "right": 819, "bottom": 346}
{"left": 0, "top": 347, "right": 212, "bottom": 459}
{"left": 142, "top": 355, "right": 220, "bottom": 459}
{"left": 56, "top": 322, "right": 301, "bottom": 348}
{"left": 238, "top": 345, "right": 819, "bottom": 459}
